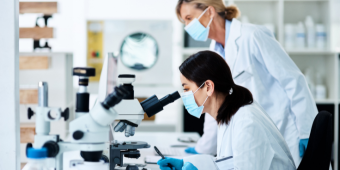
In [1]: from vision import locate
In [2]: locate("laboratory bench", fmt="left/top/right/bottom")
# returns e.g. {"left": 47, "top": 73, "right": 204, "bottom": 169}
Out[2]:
{"left": 63, "top": 132, "right": 200, "bottom": 170}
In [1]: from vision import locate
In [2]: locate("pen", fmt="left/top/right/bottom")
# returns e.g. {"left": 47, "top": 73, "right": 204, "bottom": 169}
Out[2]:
{"left": 154, "top": 146, "right": 174, "bottom": 169}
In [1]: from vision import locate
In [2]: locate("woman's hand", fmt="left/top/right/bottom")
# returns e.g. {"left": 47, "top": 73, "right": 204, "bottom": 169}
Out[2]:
{"left": 157, "top": 157, "right": 183, "bottom": 170}
{"left": 299, "top": 139, "right": 309, "bottom": 157}
{"left": 185, "top": 147, "right": 199, "bottom": 154}
{"left": 182, "top": 162, "right": 198, "bottom": 170}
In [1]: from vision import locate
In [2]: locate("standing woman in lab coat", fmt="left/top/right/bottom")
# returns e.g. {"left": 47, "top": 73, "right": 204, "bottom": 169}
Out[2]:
{"left": 176, "top": 0, "right": 317, "bottom": 166}
{"left": 158, "top": 51, "right": 296, "bottom": 170}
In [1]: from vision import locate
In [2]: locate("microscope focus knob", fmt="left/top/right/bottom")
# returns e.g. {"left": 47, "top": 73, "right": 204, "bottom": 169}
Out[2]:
{"left": 27, "top": 107, "right": 34, "bottom": 119}
{"left": 113, "top": 157, "right": 121, "bottom": 164}
{"left": 73, "top": 130, "right": 84, "bottom": 140}
{"left": 61, "top": 108, "right": 69, "bottom": 121}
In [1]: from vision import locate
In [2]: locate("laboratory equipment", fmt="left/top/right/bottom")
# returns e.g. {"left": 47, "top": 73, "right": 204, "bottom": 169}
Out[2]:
{"left": 120, "top": 33, "right": 158, "bottom": 70}
{"left": 316, "top": 24, "right": 327, "bottom": 49}
{"left": 296, "top": 22, "right": 306, "bottom": 48}
{"left": 26, "top": 56, "right": 180, "bottom": 170}
{"left": 22, "top": 148, "right": 48, "bottom": 170}
{"left": 305, "top": 16, "right": 315, "bottom": 48}
{"left": 104, "top": 20, "right": 172, "bottom": 86}
{"left": 107, "top": 78, "right": 181, "bottom": 169}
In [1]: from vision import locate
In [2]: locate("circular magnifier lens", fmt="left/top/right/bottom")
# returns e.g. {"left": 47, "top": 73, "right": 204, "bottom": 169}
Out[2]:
{"left": 120, "top": 32, "right": 159, "bottom": 71}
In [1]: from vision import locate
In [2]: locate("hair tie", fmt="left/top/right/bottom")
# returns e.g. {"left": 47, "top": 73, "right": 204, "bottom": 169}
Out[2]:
{"left": 229, "top": 87, "right": 233, "bottom": 95}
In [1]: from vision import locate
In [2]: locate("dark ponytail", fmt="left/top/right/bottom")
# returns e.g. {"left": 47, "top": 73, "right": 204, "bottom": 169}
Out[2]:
{"left": 216, "top": 84, "right": 253, "bottom": 124}
{"left": 179, "top": 51, "right": 253, "bottom": 125}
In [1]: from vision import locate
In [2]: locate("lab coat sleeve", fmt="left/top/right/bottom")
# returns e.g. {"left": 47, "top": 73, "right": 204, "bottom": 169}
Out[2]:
{"left": 183, "top": 155, "right": 219, "bottom": 170}
{"left": 251, "top": 27, "right": 317, "bottom": 139}
{"left": 195, "top": 113, "right": 218, "bottom": 155}
{"left": 232, "top": 114, "right": 275, "bottom": 170}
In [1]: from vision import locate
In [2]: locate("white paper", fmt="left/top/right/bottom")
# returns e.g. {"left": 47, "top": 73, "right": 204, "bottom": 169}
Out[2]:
{"left": 215, "top": 156, "right": 234, "bottom": 170}
{"left": 145, "top": 156, "right": 184, "bottom": 164}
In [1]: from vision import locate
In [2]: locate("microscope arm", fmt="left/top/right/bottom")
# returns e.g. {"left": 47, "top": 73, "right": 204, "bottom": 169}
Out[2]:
{"left": 113, "top": 91, "right": 181, "bottom": 137}
{"left": 69, "top": 86, "right": 130, "bottom": 143}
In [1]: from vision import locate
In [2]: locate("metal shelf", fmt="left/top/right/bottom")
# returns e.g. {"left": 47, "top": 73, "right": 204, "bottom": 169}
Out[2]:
{"left": 286, "top": 49, "right": 336, "bottom": 55}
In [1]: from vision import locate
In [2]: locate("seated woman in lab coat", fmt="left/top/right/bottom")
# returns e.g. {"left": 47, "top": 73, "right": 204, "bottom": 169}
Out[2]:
{"left": 157, "top": 51, "right": 296, "bottom": 170}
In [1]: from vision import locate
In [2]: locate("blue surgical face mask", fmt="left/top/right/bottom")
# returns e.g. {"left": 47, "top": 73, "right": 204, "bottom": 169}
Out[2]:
{"left": 181, "top": 82, "right": 209, "bottom": 118}
{"left": 184, "top": 8, "right": 213, "bottom": 42}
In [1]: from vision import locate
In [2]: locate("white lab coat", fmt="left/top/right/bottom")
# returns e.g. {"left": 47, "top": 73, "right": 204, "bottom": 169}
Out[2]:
{"left": 194, "top": 113, "right": 217, "bottom": 155}
{"left": 201, "top": 18, "right": 318, "bottom": 166}
{"left": 184, "top": 102, "right": 296, "bottom": 170}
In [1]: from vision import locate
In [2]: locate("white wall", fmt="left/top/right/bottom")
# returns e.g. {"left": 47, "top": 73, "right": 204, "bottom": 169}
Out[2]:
{"left": 330, "top": 0, "right": 340, "bottom": 51}
{"left": 19, "top": 0, "right": 185, "bottom": 130}
{"left": 19, "top": 0, "right": 87, "bottom": 89}
{"left": 19, "top": 0, "right": 184, "bottom": 87}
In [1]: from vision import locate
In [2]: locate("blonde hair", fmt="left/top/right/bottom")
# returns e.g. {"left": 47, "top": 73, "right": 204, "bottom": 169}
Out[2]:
{"left": 176, "top": 0, "right": 240, "bottom": 23}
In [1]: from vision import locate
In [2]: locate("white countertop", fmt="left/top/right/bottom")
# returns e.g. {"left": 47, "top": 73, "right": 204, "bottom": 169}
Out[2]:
{"left": 63, "top": 132, "right": 200, "bottom": 170}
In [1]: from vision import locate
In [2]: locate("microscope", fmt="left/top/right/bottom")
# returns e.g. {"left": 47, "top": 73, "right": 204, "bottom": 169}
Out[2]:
{"left": 27, "top": 67, "right": 180, "bottom": 170}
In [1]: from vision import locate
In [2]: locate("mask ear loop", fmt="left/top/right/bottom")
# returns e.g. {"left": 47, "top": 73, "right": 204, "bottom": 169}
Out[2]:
{"left": 194, "top": 81, "right": 209, "bottom": 107}
{"left": 201, "top": 96, "right": 209, "bottom": 107}
{"left": 194, "top": 82, "right": 206, "bottom": 94}
{"left": 206, "top": 17, "right": 213, "bottom": 28}
{"left": 198, "top": 7, "right": 209, "bottom": 20}
{"left": 198, "top": 7, "right": 213, "bottom": 28}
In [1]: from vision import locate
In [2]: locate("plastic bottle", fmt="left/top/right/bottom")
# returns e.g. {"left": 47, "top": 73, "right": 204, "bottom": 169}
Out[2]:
{"left": 295, "top": 22, "right": 306, "bottom": 48}
{"left": 304, "top": 68, "right": 315, "bottom": 98}
{"left": 22, "top": 148, "right": 48, "bottom": 170}
{"left": 285, "top": 24, "right": 295, "bottom": 49}
{"left": 305, "top": 16, "right": 315, "bottom": 48}
{"left": 315, "top": 72, "right": 327, "bottom": 100}
{"left": 316, "top": 24, "right": 327, "bottom": 49}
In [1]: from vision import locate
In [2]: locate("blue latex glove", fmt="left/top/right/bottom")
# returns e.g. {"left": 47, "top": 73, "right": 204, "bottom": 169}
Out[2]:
{"left": 299, "top": 139, "right": 309, "bottom": 157}
{"left": 157, "top": 157, "right": 183, "bottom": 170}
{"left": 185, "top": 147, "right": 199, "bottom": 154}
{"left": 182, "top": 162, "right": 198, "bottom": 170}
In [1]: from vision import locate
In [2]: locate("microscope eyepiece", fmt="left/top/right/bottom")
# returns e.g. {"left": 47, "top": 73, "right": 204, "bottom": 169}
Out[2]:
{"left": 159, "top": 91, "right": 181, "bottom": 107}
{"left": 141, "top": 91, "right": 180, "bottom": 118}
{"left": 101, "top": 85, "right": 130, "bottom": 109}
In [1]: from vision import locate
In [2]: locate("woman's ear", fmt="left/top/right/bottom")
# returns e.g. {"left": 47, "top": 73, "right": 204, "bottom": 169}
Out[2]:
{"left": 205, "top": 80, "right": 215, "bottom": 96}
{"left": 208, "top": 6, "right": 216, "bottom": 19}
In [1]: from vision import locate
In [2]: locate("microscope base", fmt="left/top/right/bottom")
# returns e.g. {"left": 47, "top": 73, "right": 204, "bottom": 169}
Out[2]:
{"left": 108, "top": 141, "right": 150, "bottom": 170}
{"left": 70, "top": 161, "right": 150, "bottom": 170}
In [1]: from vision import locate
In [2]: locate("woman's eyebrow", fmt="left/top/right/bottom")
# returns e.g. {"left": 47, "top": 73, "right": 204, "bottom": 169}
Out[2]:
{"left": 182, "top": 83, "right": 187, "bottom": 87}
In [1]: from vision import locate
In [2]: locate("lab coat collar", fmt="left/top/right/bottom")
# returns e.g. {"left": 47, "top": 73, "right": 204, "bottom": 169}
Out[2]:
{"left": 225, "top": 18, "right": 242, "bottom": 74}
{"left": 217, "top": 123, "right": 228, "bottom": 157}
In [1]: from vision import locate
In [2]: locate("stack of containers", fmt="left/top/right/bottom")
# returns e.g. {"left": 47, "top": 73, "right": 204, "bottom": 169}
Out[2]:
{"left": 285, "top": 16, "right": 327, "bottom": 50}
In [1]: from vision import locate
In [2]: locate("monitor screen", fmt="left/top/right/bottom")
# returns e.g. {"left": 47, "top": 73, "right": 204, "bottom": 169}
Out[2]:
{"left": 106, "top": 53, "right": 118, "bottom": 95}
{"left": 98, "top": 52, "right": 118, "bottom": 103}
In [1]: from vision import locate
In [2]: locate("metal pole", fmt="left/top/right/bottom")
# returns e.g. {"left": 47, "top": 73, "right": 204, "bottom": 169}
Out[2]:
{"left": 0, "top": 0, "right": 20, "bottom": 169}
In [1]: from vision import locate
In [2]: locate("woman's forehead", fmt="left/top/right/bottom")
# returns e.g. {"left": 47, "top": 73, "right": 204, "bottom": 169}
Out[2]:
{"left": 180, "top": 3, "right": 199, "bottom": 18}
{"left": 180, "top": 74, "right": 198, "bottom": 87}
